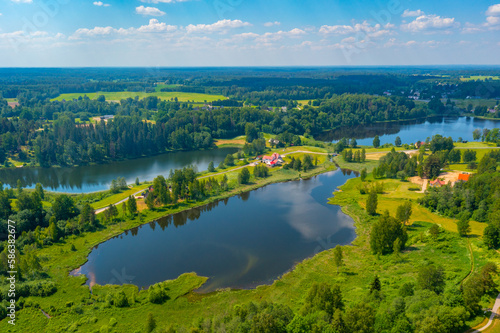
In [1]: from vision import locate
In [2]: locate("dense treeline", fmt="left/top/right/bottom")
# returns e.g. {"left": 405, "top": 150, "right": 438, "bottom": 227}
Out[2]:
{"left": 0, "top": 94, "right": 434, "bottom": 167}
{"left": 419, "top": 152, "right": 500, "bottom": 250}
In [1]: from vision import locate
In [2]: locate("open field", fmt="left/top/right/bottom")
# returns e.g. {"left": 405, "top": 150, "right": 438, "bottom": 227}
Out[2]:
{"left": 453, "top": 98, "right": 499, "bottom": 109}
{"left": 460, "top": 76, "right": 500, "bottom": 82}
{"left": 51, "top": 91, "right": 227, "bottom": 103}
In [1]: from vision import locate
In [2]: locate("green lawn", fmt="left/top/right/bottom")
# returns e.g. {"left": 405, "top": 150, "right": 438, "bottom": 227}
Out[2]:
{"left": 51, "top": 91, "right": 227, "bottom": 103}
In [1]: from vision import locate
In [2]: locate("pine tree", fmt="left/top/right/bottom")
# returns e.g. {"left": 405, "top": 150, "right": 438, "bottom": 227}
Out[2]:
{"left": 366, "top": 191, "right": 378, "bottom": 215}
{"left": 146, "top": 312, "right": 156, "bottom": 333}
{"left": 127, "top": 196, "right": 137, "bottom": 216}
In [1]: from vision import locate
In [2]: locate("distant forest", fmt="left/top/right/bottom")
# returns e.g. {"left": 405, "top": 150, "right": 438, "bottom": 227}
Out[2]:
{"left": 0, "top": 67, "right": 498, "bottom": 167}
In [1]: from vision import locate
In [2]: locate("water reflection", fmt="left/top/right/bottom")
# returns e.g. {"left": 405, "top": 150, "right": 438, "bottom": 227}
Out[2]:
{"left": 74, "top": 169, "right": 357, "bottom": 292}
{"left": 318, "top": 116, "right": 500, "bottom": 146}
{"left": 0, "top": 148, "right": 237, "bottom": 193}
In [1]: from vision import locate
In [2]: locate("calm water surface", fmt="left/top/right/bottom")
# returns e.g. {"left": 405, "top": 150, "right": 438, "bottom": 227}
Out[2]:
{"left": 319, "top": 116, "right": 500, "bottom": 146}
{"left": 0, "top": 148, "right": 237, "bottom": 193}
{"left": 73, "top": 169, "right": 357, "bottom": 292}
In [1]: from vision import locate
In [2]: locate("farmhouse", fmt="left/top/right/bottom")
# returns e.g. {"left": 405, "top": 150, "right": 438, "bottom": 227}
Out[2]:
{"left": 429, "top": 179, "right": 447, "bottom": 187}
{"left": 262, "top": 153, "right": 284, "bottom": 167}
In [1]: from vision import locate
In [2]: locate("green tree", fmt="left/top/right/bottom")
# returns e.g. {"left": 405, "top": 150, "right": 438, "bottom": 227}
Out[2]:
{"left": 395, "top": 136, "right": 402, "bottom": 147}
{"left": 114, "top": 290, "right": 129, "bottom": 307}
{"left": 370, "top": 211, "right": 408, "bottom": 255}
{"left": 135, "top": 177, "right": 140, "bottom": 186}
{"left": 417, "top": 264, "right": 445, "bottom": 294}
{"left": 350, "top": 138, "right": 357, "bottom": 148}
{"left": 396, "top": 201, "right": 412, "bottom": 225}
{"left": 48, "top": 220, "right": 61, "bottom": 242}
{"left": 303, "top": 155, "right": 313, "bottom": 171}
{"left": 361, "top": 148, "right": 366, "bottom": 162}
{"left": 127, "top": 196, "right": 137, "bottom": 216}
{"left": 366, "top": 190, "right": 378, "bottom": 216}
{"left": 224, "top": 153, "right": 235, "bottom": 166}
{"left": 238, "top": 167, "right": 251, "bottom": 184}
{"left": 302, "top": 282, "right": 344, "bottom": 317}
{"left": 146, "top": 313, "right": 156, "bottom": 333}
{"left": 52, "top": 194, "right": 78, "bottom": 221}
{"left": 333, "top": 245, "right": 343, "bottom": 273}
{"left": 360, "top": 168, "right": 367, "bottom": 182}
{"left": 207, "top": 161, "right": 215, "bottom": 172}
{"left": 344, "top": 303, "right": 375, "bottom": 333}
{"left": 369, "top": 275, "right": 381, "bottom": 293}
{"left": 35, "top": 183, "right": 45, "bottom": 200}
{"left": 245, "top": 123, "right": 259, "bottom": 143}
{"left": 457, "top": 218, "right": 471, "bottom": 237}
{"left": 462, "top": 149, "right": 477, "bottom": 163}
{"left": 145, "top": 193, "right": 155, "bottom": 210}
{"left": 473, "top": 128, "right": 482, "bottom": 141}
{"left": 373, "top": 135, "right": 380, "bottom": 148}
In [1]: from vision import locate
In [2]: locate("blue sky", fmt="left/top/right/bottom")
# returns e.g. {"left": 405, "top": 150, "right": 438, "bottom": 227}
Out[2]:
{"left": 0, "top": 0, "right": 499, "bottom": 66}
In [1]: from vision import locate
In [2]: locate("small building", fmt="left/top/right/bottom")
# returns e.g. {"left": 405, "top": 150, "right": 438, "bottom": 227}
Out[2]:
{"left": 100, "top": 115, "right": 114, "bottom": 120}
{"left": 268, "top": 138, "right": 280, "bottom": 146}
{"left": 263, "top": 153, "right": 284, "bottom": 167}
{"left": 429, "top": 179, "right": 447, "bottom": 187}
{"left": 415, "top": 141, "right": 426, "bottom": 148}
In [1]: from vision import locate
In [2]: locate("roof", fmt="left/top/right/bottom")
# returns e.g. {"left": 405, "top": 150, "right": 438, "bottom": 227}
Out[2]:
{"left": 458, "top": 174, "right": 470, "bottom": 182}
{"left": 429, "top": 179, "right": 446, "bottom": 186}
{"left": 262, "top": 155, "right": 272, "bottom": 160}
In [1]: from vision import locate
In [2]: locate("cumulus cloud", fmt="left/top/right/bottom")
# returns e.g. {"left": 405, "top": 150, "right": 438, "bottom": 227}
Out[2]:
{"left": 462, "top": 4, "right": 500, "bottom": 33}
{"left": 402, "top": 9, "right": 424, "bottom": 17}
{"left": 486, "top": 4, "right": 500, "bottom": 16}
{"left": 264, "top": 21, "right": 280, "bottom": 27}
{"left": 70, "top": 19, "right": 177, "bottom": 40}
{"left": 186, "top": 19, "right": 251, "bottom": 34}
{"left": 136, "top": 19, "right": 177, "bottom": 33}
{"left": 401, "top": 14, "right": 459, "bottom": 33}
{"left": 93, "top": 1, "right": 111, "bottom": 7}
{"left": 319, "top": 21, "right": 394, "bottom": 41}
{"left": 136, "top": 6, "right": 166, "bottom": 16}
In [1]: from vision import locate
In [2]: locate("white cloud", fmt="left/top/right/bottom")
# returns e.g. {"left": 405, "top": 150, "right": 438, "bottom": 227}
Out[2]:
{"left": 319, "top": 21, "right": 394, "bottom": 41}
{"left": 462, "top": 4, "right": 500, "bottom": 33}
{"left": 93, "top": 1, "right": 111, "bottom": 7}
{"left": 486, "top": 4, "right": 500, "bottom": 16}
{"left": 401, "top": 14, "right": 459, "bottom": 33}
{"left": 69, "top": 19, "right": 177, "bottom": 40}
{"left": 136, "top": 6, "right": 166, "bottom": 16}
{"left": 136, "top": 19, "right": 177, "bottom": 33}
{"left": 264, "top": 21, "right": 280, "bottom": 27}
{"left": 186, "top": 19, "right": 251, "bottom": 34}
{"left": 402, "top": 9, "right": 424, "bottom": 17}
{"left": 10, "top": 0, "right": 33, "bottom": 3}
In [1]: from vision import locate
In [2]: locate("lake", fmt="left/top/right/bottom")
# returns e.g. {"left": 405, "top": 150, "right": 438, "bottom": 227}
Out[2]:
{"left": 318, "top": 116, "right": 500, "bottom": 146}
{"left": 72, "top": 169, "right": 358, "bottom": 292}
{"left": 0, "top": 148, "right": 238, "bottom": 193}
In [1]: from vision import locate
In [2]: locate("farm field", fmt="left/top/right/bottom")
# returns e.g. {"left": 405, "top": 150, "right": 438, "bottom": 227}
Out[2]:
{"left": 51, "top": 91, "right": 227, "bottom": 103}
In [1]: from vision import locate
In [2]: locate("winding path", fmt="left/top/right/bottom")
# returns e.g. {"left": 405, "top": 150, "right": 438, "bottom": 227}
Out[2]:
{"left": 472, "top": 294, "right": 500, "bottom": 332}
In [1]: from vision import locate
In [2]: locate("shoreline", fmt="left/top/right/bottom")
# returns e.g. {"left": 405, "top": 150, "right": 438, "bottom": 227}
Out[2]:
{"left": 67, "top": 161, "right": 339, "bottom": 290}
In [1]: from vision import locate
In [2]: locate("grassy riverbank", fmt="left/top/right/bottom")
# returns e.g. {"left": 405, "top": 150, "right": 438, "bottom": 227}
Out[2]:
{"left": 2, "top": 149, "right": 499, "bottom": 332}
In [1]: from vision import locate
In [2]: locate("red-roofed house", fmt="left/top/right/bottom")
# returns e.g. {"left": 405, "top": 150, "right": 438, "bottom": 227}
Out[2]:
{"left": 457, "top": 173, "right": 470, "bottom": 182}
{"left": 429, "top": 179, "right": 447, "bottom": 187}
{"left": 263, "top": 153, "right": 284, "bottom": 166}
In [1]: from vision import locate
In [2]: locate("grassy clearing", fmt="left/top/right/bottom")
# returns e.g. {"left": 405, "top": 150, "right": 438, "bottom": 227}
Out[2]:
{"left": 88, "top": 184, "right": 151, "bottom": 210}
{"left": 333, "top": 155, "right": 378, "bottom": 173}
{"left": 51, "top": 91, "right": 227, "bottom": 103}
{"left": 453, "top": 98, "right": 499, "bottom": 109}
{"left": 460, "top": 76, "right": 500, "bottom": 82}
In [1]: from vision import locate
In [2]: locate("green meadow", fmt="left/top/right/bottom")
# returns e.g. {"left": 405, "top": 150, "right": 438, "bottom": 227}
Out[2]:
{"left": 51, "top": 91, "right": 227, "bottom": 103}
